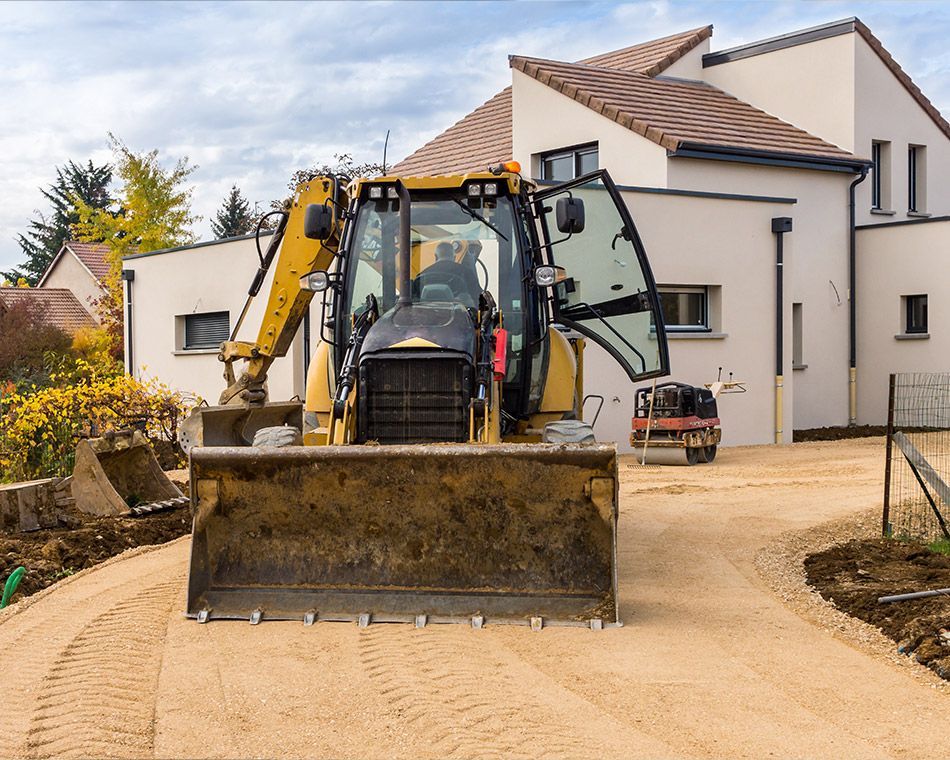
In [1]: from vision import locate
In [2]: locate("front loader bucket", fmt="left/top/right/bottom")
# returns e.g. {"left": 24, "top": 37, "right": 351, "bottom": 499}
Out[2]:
{"left": 72, "top": 430, "right": 184, "bottom": 516}
{"left": 187, "top": 443, "right": 620, "bottom": 628}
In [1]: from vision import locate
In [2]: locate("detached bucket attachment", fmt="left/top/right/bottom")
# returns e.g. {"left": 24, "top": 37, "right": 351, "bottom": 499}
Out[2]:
{"left": 188, "top": 443, "right": 619, "bottom": 628}
{"left": 72, "top": 430, "right": 183, "bottom": 516}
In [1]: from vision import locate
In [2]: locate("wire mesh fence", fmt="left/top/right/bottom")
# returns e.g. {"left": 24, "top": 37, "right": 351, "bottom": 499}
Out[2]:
{"left": 883, "top": 372, "right": 950, "bottom": 542}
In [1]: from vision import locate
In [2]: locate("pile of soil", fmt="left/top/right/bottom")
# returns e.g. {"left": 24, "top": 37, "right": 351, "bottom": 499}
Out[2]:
{"left": 0, "top": 508, "right": 191, "bottom": 602}
{"left": 806, "top": 539, "right": 950, "bottom": 680}
{"left": 794, "top": 425, "right": 887, "bottom": 442}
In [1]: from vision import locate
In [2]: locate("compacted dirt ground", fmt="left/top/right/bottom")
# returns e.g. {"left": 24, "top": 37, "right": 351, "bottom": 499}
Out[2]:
{"left": 806, "top": 538, "right": 950, "bottom": 680}
{"left": 2, "top": 437, "right": 950, "bottom": 759}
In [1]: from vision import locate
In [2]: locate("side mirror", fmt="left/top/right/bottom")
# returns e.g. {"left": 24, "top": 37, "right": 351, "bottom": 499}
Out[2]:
{"left": 304, "top": 203, "right": 333, "bottom": 240}
{"left": 556, "top": 196, "right": 585, "bottom": 234}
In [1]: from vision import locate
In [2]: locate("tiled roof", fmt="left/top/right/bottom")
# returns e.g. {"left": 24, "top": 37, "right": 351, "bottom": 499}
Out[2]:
{"left": 510, "top": 56, "right": 855, "bottom": 160}
{"left": 65, "top": 242, "right": 111, "bottom": 280}
{"left": 580, "top": 25, "right": 712, "bottom": 74}
{"left": 0, "top": 288, "right": 96, "bottom": 333}
{"left": 393, "top": 27, "right": 713, "bottom": 176}
{"left": 393, "top": 88, "right": 513, "bottom": 177}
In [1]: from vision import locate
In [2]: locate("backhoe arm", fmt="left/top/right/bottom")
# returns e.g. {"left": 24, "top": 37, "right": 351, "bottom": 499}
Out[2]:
{"left": 218, "top": 177, "right": 345, "bottom": 405}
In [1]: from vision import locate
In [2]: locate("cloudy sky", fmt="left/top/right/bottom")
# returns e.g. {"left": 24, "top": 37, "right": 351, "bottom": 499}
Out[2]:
{"left": 2, "top": 0, "right": 949, "bottom": 270}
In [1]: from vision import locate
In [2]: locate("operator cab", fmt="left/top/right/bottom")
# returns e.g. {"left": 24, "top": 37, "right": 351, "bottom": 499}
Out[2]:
{"left": 303, "top": 168, "right": 669, "bottom": 441}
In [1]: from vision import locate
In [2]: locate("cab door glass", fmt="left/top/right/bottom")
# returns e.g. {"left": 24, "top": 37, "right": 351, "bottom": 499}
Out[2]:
{"left": 533, "top": 170, "right": 669, "bottom": 381}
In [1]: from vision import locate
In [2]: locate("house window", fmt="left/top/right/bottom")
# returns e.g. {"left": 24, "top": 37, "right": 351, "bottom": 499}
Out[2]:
{"left": 657, "top": 286, "right": 708, "bottom": 331}
{"left": 792, "top": 302, "right": 804, "bottom": 367}
{"left": 539, "top": 143, "right": 598, "bottom": 181}
{"left": 871, "top": 140, "right": 890, "bottom": 210}
{"left": 904, "top": 295, "right": 928, "bottom": 334}
{"left": 182, "top": 311, "right": 229, "bottom": 349}
{"left": 908, "top": 145, "right": 926, "bottom": 213}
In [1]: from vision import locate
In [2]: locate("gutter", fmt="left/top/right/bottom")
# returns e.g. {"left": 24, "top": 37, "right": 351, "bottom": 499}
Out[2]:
{"left": 671, "top": 143, "right": 871, "bottom": 174}
{"left": 848, "top": 166, "right": 870, "bottom": 426}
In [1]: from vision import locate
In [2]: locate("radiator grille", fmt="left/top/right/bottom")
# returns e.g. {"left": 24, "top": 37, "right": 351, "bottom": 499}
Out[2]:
{"left": 359, "top": 357, "right": 470, "bottom": 444}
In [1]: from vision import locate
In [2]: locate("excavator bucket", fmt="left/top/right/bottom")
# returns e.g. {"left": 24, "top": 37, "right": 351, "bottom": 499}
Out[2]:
{"left": 187, "top": 443, "right": 620, "bottom": 628}
{"left": 177, "top": 401, "right": 303, "bottom": 451}
{"left": 72, "top": 430, "right": 185, "bottom": 516}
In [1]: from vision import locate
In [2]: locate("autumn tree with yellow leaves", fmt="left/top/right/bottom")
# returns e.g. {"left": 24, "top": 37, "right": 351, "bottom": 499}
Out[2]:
{"left": 74, "top": 134, "right": 200, "bottom": 361}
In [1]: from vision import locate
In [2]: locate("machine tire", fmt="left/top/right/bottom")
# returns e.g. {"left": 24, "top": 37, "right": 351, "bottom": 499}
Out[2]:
{"left": 701, "top": 444, "right": 718, "bottom": 463}
{"left": 251, "top": 425, "right": 302, "bottom": 448}
{"left": 685, "top": 446, "right": 701, "bottom": 466}
{"left": 542, "top": 420, "right": 596, "bottom": 444}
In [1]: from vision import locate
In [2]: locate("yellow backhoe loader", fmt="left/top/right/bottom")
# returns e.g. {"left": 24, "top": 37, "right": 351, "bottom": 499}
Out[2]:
{"left": 180, "top": 164, "right": 669, "bottom": 628}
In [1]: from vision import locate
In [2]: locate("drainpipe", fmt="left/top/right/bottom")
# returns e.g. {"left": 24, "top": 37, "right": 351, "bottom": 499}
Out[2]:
{"left": 772, "top": 217, "right": 793, "bottom": 444}
{"left": 121, "top": 269, "right": 135, "bottom": 375}
{"left": 848, "top": 167, "right": 869, "bottom": 426}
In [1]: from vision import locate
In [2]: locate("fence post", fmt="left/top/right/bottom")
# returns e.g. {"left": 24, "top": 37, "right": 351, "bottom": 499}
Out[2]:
{"left": 882, "top": 373, "right": 896, "bottom": 537}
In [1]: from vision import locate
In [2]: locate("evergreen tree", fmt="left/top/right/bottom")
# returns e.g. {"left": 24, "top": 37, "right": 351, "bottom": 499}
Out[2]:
{"left": 211, "top": 185, "right": 255, "bottom": 239}
{"left": 5, "top": 161, "right": 113, "bottom": 285}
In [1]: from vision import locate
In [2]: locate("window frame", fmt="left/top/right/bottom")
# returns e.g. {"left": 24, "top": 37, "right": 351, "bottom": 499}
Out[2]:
{"left": 904, "top": 294, "right": 928, "bottom": 335}
{"left": 908, "top": 146, "right": 918, "bottom": 213}
{"left": 656, "top": 286, "right": 710, "bottom": 332}
{"left": 539, "top": 142, "right": 599, "bottom": 182}
{"left": 181, "top": 310, "right": 230, "bottom": 350}
{"left": 871, "top": 141, "right": 882, "bottom": 210}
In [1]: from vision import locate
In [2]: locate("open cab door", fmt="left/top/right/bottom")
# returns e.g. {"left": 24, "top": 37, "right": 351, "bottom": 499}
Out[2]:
{"left": 532, "top": 170, "right": 669, "bottom": 381}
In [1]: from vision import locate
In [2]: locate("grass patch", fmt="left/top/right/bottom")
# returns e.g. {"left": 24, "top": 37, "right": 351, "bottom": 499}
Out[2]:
{"left": 928, "top": 539, "right": 950, "bottom": 556}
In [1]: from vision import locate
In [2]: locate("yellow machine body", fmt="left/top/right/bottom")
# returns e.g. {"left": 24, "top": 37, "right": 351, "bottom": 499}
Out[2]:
{"left": 183, "top": 167, "right": 669, "bottom": 628}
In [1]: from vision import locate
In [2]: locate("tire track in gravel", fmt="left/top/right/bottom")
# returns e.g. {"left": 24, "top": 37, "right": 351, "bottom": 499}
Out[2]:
{"left": 0, "top": 541, "right": 188, "bottom": 760}
{"left": 357, "top": 623, "right": 673, "bottom": 758}
{"left": 24, "top": 576, "right": 182, "bottom": 759}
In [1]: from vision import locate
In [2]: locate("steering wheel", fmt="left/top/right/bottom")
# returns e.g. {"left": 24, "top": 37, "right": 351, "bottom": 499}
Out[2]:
{"left": 415, "top": 270, "right": 471, "bottom": 301}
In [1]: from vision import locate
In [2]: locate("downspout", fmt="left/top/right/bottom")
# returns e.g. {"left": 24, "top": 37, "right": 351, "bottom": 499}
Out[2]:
{"left": 121, "top": 269, "right": 135, "bottom": 375}
{"left": 771, "top": 218, "right": 793, "bottom": 444}
{"left": 848, "top": 166, "right": 869, "bottom": 426}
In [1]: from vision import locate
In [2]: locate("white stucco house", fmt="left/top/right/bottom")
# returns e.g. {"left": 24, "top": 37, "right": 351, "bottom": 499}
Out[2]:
{"left": 123, "top": 17, "right": 950, "bottom": 448}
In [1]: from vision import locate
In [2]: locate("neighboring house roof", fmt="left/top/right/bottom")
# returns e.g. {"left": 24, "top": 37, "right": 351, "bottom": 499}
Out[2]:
{"left": 0, "top": 288, "right": 96, "bottom": 333}
{"left": 509, "top": 55, "right": 856, "bottom": 161}
{"left": 393, "top": 27, "right": 714, "bottom": 176}
{"left": 37, "top": 241, "right": 111, "bottom": 287}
